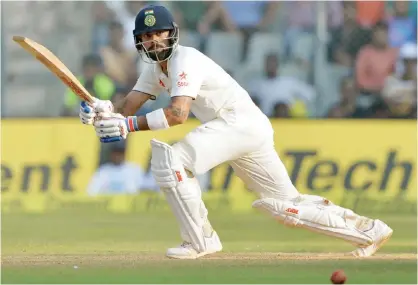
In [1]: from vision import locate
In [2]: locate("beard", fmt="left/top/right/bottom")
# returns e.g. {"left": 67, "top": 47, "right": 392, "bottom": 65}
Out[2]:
{"left": 147, "top": 44, "right": 171, "bottom": 61}
{"left": 148, "top": 49, "right": 169, "bottom": 61}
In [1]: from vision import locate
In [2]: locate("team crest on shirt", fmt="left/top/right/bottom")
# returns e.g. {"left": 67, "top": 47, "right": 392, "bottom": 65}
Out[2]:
{"left": 177, "top": 71, "right": 189, "bottom": 87}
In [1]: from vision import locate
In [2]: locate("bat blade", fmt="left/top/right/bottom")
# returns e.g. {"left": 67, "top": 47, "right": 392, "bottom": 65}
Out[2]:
{"left": 13, "top": 36, "right": 96, "bottom": 104}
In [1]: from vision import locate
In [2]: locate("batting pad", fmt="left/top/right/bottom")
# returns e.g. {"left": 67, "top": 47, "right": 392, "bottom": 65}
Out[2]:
{"left": 150, "top": 139, "right": 207, "bottom": 252}
{"left": 252, "top": 197, "right": 374, "bottom": 247}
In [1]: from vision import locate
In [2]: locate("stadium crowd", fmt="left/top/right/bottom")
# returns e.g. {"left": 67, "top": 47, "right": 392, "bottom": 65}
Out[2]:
{"left": 62, "top": 1, "right": 417, "bottom": 120}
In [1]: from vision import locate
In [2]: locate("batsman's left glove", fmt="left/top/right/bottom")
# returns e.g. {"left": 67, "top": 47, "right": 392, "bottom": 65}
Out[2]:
{"left": 79, "top": 99, "right": 114, "bottom": 125}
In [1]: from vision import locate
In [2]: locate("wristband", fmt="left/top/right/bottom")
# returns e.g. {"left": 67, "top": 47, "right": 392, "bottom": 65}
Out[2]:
{"left": 146, "top": 108, "right": 170, "bottom": 130}
{"left": 125, "top": 116, "right": 140, "bottom": 132}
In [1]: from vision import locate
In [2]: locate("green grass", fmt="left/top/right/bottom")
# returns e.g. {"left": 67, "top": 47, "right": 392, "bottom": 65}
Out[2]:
{"left": 2, "top": 260, "right": 416, "bottom": 284}
{"left": 2, "top": 209, "right": 417, "bottom": 284}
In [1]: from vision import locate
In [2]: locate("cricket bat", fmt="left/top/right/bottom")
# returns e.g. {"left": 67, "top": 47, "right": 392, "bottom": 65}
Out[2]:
{"left": 12, "top": 36, "right": 96, "bottom": 105}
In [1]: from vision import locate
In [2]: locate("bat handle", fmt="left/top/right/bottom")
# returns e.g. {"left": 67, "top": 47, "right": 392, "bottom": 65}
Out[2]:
{"left": 85, "top": 96, "right": 97, "bottom": 106}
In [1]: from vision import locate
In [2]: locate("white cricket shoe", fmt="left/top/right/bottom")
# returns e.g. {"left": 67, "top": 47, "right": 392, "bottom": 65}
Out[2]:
{"left": 351, "top": 219, "right": 393, "bottom": 257}
{"left": 166, "top": 231, "right": 222, "bottom": 259}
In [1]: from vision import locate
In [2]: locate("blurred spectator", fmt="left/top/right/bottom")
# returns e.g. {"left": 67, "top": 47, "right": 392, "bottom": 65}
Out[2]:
{"left": 387, "top": 0, "right": 418, "bottom": 24}
{"left": 87, "top": 142, "right": 158, "bottom": 196}
{"left": 382, "top": 42, "right": 417, "bottom": 119}
{"left": 105, "top": 1, "right": 159, "bottom": 51}
{"left": 192, "top": 2, "right": 237, "bottom": 35}
{"left": 328, "top": 2, "right": 371, "bottom": 67}
{"left": 387, "top": 1, "right": 417, "bottom": 48}
{"left": 284, "top": 1, "right": 343, "bottom": 30}
{"left": 249, "top": 53, "right": 316, "bottom": 118}
{"left": 172, "top": 2, "right": 210, "bottom": 31}
{"left": 283, "top": 1, "right": 343, "bottom": 62}
{"left": 221, "top": 1, "right": 279, "bottom": 59}
{"left": 355, "top": 0, "right": 386, "bottom": 27}
{"left": 62, "top": 54, "right": 116, "bottom": 116}
{"left": 355, "top": 21, "right": 398, "bottom": 96}
{"left": 171, "top": 2, "right": 211, "bottom": 51}
{"left": 99, "top": 21, "right": 138, "bottom": 89}
{"left": 327, "top": 76, "right": 365, "bottom": 118}
{"left": 272, "top": 103, "right": 290, "bottom": 118}
{"left": 91, "top": 1, "right": 115, "bottom": 53}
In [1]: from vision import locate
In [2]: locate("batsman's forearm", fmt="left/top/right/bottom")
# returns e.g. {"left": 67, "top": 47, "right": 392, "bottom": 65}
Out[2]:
{"left": 163, "top": 106, "right": 189, "bottom": 126}
{"left": 114, "top": 97, "right": 137, "bottom": 116}
{"left": 113, "top": 91, "right": 152, "bottom": 116}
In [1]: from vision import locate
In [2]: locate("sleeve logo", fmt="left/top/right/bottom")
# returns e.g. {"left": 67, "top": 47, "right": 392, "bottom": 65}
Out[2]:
{"left": 177, "top": 71, "right": 189, "bottom": 87}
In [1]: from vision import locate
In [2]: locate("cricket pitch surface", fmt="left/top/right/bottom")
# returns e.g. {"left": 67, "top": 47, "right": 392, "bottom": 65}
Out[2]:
{"left": 2, "top": 211, "right": 416, "bottom": 284}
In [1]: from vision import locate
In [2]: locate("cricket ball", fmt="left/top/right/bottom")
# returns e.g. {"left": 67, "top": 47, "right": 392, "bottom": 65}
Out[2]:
{"left": 330, "top": 270, "right": 346, "bottom": 284}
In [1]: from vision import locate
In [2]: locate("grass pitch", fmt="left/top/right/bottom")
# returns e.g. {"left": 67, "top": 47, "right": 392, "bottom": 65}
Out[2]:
{"left": 2, "top": 209, "right": 417, "bottom": 284}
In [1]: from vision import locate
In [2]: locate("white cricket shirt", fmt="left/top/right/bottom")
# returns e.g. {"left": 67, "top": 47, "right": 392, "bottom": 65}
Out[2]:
{"left": 133, "top": 45, "right": 256, "bottom": 123}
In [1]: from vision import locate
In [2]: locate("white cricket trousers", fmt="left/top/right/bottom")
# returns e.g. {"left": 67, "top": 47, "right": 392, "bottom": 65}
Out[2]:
{"left": 172, "top": 99, "right": 299, "bottom": 201}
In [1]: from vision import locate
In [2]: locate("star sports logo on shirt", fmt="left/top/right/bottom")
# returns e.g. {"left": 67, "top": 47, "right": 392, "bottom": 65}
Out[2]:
{"left": 177, "top": 71, "right": 189, "bottom": 87}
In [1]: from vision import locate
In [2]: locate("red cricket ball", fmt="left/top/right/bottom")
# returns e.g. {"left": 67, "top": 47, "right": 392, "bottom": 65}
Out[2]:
{"left": 330, "top": 269, "right": 347, "bottom": 284}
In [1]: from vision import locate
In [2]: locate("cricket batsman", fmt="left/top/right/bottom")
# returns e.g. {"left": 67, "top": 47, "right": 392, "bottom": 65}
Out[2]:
{"left": 79, "top": 5, "right": 393, "bottom": 259}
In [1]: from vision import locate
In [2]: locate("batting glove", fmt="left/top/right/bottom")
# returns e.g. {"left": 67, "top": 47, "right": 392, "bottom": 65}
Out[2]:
{"left": 94, "top": 112, "right": 139, "bottom": 143}
{"left": 79, "top": 99, "right": 114, "bottom": 125}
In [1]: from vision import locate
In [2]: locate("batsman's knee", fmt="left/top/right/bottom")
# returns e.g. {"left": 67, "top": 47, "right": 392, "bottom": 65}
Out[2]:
{"left": 150, "top": 139, "right": 189, "bottom": 190}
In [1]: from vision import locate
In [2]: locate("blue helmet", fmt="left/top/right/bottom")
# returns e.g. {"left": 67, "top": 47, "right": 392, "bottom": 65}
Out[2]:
{"left": 133, "top": 5, "right": 179, "bottom": 63}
